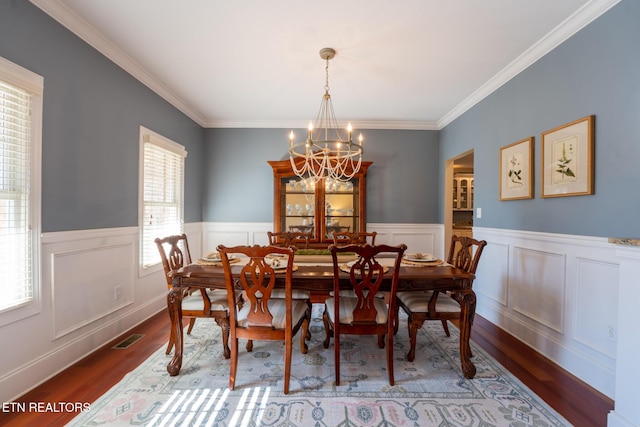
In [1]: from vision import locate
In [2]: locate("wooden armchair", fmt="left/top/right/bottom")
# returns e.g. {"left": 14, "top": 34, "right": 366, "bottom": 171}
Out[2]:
{"left": 396, "top": 235, "right": 487, "bottom": 361}
{"left": 267, "top": 231, "right": 311, "bottom": 249}
{"left": 332, "top": 231, "right": 377, "bottom": 245}
{"left": 155, "top": 234, "right": 231, "bottom": 358}
{"left": 322, "top": 243, "right": 407, "bottom": 386}
{"left": 217, "top": 244, "right": 310, "bottom": 394}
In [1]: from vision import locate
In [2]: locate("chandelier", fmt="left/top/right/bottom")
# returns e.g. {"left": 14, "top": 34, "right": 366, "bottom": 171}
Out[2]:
{"left": 288, "top": 48, "right": 363, "bottom": 182}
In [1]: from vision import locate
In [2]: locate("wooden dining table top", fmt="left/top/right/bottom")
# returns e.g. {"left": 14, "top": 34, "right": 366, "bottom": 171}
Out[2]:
{"left": 169, "top": 256, "right": 475, "bottom": 293}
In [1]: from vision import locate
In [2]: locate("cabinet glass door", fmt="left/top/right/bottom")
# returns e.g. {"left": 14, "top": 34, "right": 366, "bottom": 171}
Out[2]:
{"left": 459, "top": 179, "right": 468, "bottom": 209}
{"left": 280, "top": 177, "right": 317, "bottom": 237}
{"left": 323, "top": 177, "right": 360, "bottom": 240}
{"left": 452, "top": 179, "right": 458, "bottom": 209}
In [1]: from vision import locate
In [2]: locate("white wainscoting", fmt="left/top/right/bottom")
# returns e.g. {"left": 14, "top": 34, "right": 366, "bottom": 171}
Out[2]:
{"left": 472, "top": 227, "right": 618, "bottom": 399}
{"left": 202, "top": 222, "right": 445, "bottom": 257}
{"left": 0, "top": 224, "right": 202, "bottom": 403}
{"left": 0, "top": 222, "right": 619, "bottom": 405}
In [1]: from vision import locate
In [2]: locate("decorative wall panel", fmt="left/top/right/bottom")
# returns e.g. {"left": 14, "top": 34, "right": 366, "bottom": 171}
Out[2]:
{"left": 51, "top": 243, "right": 135, "bottom": 339}
{"left": 512, "top": 247, "right": 566, "bottom": 333}
{"left": 574, "top": 257, "right": 618, "bottom": 357}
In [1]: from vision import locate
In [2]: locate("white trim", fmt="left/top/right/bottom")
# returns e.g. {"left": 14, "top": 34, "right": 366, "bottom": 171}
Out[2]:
{"left": 0, "top": 56, "right": 43, "bottom": 327}
{"left": 28, "top": 0, "right": 207, "bottom": 127}
{"left": 140, "top": 126, "right": 187, "bottom": 158}
{"left": 29, "top": 0, "right": 620, "bottom": 130}
{"left": 138, "top": 126, "right": 187, "bottom": 275}
{"left": 0, "top": 56, "right": 44, "bottom": 95}
{"left": 438, "top": 0, "right": 621, "bottom": 128}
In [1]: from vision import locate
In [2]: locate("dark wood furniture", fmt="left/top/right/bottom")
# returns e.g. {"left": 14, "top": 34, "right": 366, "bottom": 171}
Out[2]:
{"left": 167, "top": 257, "right": 477, "bottom": 380}
{"left": 154, "top": 234, "right": 231, "bottom": 358}
{"left": 322, "top": 244, "right": 406, "bottom": 386}
{"left": 268, "top": 158, "right": 372, "bottom": 246}
{"left": 332, "top": 231, "right": 377, "bottom": 245}
{"left": 217, "top": 245, "right": 310, "bottom": 394}
{"left": 267, "top": 230, "right": 312, "bottom": 248}
{"left": 396, "top": 235, "right": 487, "bottom": 361}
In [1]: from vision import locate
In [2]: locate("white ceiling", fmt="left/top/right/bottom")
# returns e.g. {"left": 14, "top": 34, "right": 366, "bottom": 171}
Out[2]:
{"left": 31, "top": 0, "right": 618, "bottom": 130}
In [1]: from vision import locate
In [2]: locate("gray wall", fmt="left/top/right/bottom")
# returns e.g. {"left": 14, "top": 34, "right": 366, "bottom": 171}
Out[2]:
{"left": 440, "top": 0, "right": 640, "bottom": 238}
{"left": 3, "top": 1, "right": 637, "bottom": 237}
{"left": 0, "top": 1, "right": 204, "bottom": 232}
{"left": 202, "top": 128, "right": 440, "bottom": 223}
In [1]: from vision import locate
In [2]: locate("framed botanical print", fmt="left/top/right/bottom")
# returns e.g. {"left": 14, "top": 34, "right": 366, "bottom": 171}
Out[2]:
{"left": 499, "top": 137, "right": 533, "bottom": 200}
{"left": 541, "top": 115, "right": 594, "bottom": 198}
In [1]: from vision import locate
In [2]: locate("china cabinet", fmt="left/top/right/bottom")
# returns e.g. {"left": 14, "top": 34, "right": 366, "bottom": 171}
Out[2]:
{"left": 453, "top": 174, "right": 474, "bottom": 211}
{"left": 268, "top": 159, "right": 372, "bottom": 247}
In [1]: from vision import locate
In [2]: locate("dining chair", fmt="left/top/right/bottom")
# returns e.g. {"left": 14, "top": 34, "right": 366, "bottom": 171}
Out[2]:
{"left": 266, "top": 232, "right": 313, "bottom": 324}
{"left": 217, "top": 244, "right": 310, "bottom": 394}
{"left": 155, "top": 234, "right": 231, "bottom": 358}
{"left": 332, "top": 231, "right": 377, "bottom": 245}
{"left": 396, "top": 235, "right": 487, "bottom": 361}
{"left": 322, "top": 243, "right": 407, "bottom": 386}
{"left": 267, "top": 231, "right": 311, "bottom": 249}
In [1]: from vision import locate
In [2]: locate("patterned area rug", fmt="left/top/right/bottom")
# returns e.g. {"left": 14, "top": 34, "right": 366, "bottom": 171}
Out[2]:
{"left": 68, "top": 306, "right": 571, "bottom": 426}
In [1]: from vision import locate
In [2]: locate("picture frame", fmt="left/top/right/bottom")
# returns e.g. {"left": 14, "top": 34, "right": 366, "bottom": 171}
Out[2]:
{"left": 499, "top": 137, "right": 534, "bottom": 200}
{"left": 541, "top": 115, "right": 594, "bottom": 198}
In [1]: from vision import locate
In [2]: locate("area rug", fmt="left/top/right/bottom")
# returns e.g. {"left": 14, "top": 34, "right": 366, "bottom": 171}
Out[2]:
{"left": 68, "top": 306, "right": 571, "bottom": 426}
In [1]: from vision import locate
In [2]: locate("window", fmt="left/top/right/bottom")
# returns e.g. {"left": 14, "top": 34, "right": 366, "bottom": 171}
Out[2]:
{"left": 0, "top": 57, "right": 42, "bottom": 322}
{"left": 139, "top": 126, "right": 186, "bottom": 270}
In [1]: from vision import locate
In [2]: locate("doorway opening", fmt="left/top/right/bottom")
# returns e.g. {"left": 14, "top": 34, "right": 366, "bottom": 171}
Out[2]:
{"left": 444, "top": 150, "right": 474, "bottom": 255}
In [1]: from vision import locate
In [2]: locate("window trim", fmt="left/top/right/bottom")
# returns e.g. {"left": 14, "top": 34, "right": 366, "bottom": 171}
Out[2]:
{"left": 0, "top": 56, "right": 43, "bottom": 326}
{"left": 138, "top": 126, "right": 186, "bottom": 277}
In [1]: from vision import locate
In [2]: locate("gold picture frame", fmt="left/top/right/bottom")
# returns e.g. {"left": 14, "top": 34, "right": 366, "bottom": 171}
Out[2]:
{"left": 541, "top": 115, "right": 594, "bottom": 198}
{"left": 499, "top": 137, "right": 534, "bottom": 200}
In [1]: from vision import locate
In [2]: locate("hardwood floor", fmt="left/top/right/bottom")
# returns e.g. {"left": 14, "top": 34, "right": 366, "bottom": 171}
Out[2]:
{"left": 0, "top": 311, "right": 613, "bottom": 427}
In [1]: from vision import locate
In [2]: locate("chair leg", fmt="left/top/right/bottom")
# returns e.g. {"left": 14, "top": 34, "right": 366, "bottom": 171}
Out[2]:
{"left": 229, "top": 338, "right": 238, "bottom": 391}
{"left": 284, "top": 334, "right": 292, "bottom": 394}
{"left": 300, "top": 318, "right": 309, "bottom": 354}
{"left": 165, "top": 295, "right": 175, "bottom": 355}
{"left": 386, "top": 328, "right": 395, "bottom": 386}
{"left": 215, "top": 318, "right": 231, "bottom": 359}
{"left": 246, "top": 340, "right": 253, "bottom": 352}
{"left": 377, "top": 334, "right": 385, "bottom": 348}
{"left": 322, "top": 310, "right": 331, "bottom": 349}
{"left": 406, "top": 316, "right": 424, "bottom": 362}
{"left": 334, "top": 327, "right": 341, "bottom": 386}
{"left": 305, "top": 302, "right": 312, "bottom": 339}
{"left": 165, "top": 329, "right": 175, "bottom": 355}
{"left": 186, "top": 317, "right": 196, "bottom": 335}
{"left": 441, "top": 319, "right": 450, "bottom": 337}
{"left": 165, "top": 319, "right": 182, "bottom": 354}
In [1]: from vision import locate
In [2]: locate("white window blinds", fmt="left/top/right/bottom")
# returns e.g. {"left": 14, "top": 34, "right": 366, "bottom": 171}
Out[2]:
{"left": 140, "top": 130, "right": 186, "bottom": 268}
{"left": 0, "top": 80, "right": 33, "bottom": 311}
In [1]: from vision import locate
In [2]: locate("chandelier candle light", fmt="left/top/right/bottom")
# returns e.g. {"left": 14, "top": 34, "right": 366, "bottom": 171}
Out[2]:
{"left": 288, "top": 48, "right": 363, "bottom": 182}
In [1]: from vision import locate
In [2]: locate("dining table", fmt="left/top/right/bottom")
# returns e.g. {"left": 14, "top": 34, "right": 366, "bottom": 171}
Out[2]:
{"left": 167, "top": 254, "right": 477, "bottom": 379}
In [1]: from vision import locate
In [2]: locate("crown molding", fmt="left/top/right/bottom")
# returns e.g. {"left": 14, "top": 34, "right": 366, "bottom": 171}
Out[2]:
{"left": 31, "top": 0, "right": 620, "bottom": 131}
{"left": 438, "top": 0, "right": 621, "bottom": 129}
{"left": 29, "top": 0, "right": 208, "bottom": 127}
{"left": 204, "top": 119, "right": 440, "bottom": 131}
